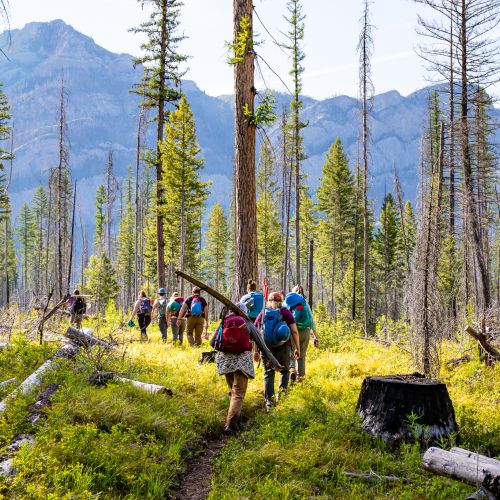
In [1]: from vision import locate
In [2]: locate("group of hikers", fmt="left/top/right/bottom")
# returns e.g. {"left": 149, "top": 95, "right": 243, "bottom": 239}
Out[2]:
{"left": 127, "top": 279, "right": 319, "bottom": 434}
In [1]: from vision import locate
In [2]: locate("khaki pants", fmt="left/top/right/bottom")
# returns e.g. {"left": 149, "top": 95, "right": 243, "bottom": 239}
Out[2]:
{"left": 225, "top": 370, "right": 248, "bottom": 427}
{"left": 186, "top": 316, "right": 205, "bottom": 346}
{"left": 290, "top": 328, "right": 311, "bottom": 378}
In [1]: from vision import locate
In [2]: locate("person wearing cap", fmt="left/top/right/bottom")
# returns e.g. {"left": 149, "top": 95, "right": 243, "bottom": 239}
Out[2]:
{"left": 166, "top": 292, "right": 185, "bottom": 344}
{"left": 212, "top": 302, "right": 255, "bottom": 434}
{"left": 152, "top": 288, "right": 169, "bottom": 342}
{"left": 177, "top": 286, "right": 209, "bottom": 346}
{"left": 254, "top": 291, "right": 300, "bottom": 411}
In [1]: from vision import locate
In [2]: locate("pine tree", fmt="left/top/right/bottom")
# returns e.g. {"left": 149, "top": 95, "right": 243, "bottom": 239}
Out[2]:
{"left": 94, "top": 185, "right": 106, "bottom": 253}
{"left": 160, "top": 95, "right": 208, "bottom": 293}
{"left": 316, "top": 138, "right": 357, "bottom": 318}
{"left": 204, "top": 202, "right": 229, "bottom": 294}
{"left": 256, "top": 140, "right": 283, "bottom": 287}
{"left": 282, "top": 0, "right": 307, "bottom": 284}
{"left": 32, "top": 186, "right": 49, "bottom": 294}
{"left": 16, "top": 203, "right": 36, "bottom": 291}
{"left": 117, "top": 168, "right": 136, "bottom": 309}
{"left": 131, "top": 0, "right": 187, "bottom": 289}
{"left": 84, "top": 253, "right": 118, "bottom": 313}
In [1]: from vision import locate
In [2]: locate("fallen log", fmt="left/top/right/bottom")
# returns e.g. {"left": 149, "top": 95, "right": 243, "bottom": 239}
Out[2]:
{"left": 450, "top": 447, "right": 500, "bottom": 468}
{"left": 0, "top": 378, "right": 17, "bottom": 390}
{"left": 117, "top": 377, "right": 173, "bottom": 396}
{"left": 175, "top": 270, "right": 282, "bottom": 370}
{"left": 465, "top": 326, "right": 500, "bottom": 362}
{"left": 343, "top": 471, "right": 410, "bottom": 483}
{"left": 35, "top": 307, "right": 95, "bottom": 320}
{"left": 0, "top": 343, "right": 79, "bottom": 414}
{"left": 64, "top": 327, "right": 115, "bottom": 350}
{"left": 422, "top": 447, "right": 500, "bottom": 487}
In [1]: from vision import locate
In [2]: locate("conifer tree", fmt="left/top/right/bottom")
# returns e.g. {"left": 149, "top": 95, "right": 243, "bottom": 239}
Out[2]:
{"left": 16, "top": 203, "right": 35, "bottom": 291}
{"left": 256, "top": 140, "right": 283, "bottom": 286}
{"left": 204, "top": 203, "right": 229, "bottom": 294}
{"left": 316, "top": 138, "right": 357, "bottom": 318}
{"left": 132, "top": 0, "right": 187, "bottom": 289}
{"left": 94, "top": 185, "right": 106, "bottom": 253}
{"left": 160, "top": 95, "right": 208, "bottom": 294}
{"left": 117, "top": 169, "right": 136, "bottom": 308}
{"left": 32, "top": 186, "right": 49, "bottom": 293}
{"left": 84, "top": 253, "right": 118, "bottom": 313}
{"left": 282, "top": 0, "right": 306, "bottom": 284}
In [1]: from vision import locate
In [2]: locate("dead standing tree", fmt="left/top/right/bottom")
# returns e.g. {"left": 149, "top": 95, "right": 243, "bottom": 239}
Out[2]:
{"left": 232, "top": 0, "right": 258, "bottom": 297}
{"left": 416, "top": 0, "right": 500, "bottom": 314}
{"left": 357, "top": 0, "right": 374, "bottom": 336}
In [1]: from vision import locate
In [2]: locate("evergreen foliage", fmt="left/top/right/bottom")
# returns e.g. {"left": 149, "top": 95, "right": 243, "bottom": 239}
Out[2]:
{"left": 84, "top": 253, "right": 118, "bottom": 312}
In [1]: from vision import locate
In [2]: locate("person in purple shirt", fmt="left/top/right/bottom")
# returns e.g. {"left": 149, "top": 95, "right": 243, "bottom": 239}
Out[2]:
{"left": 254, "top": 291, "right": 300, "bottom": 411}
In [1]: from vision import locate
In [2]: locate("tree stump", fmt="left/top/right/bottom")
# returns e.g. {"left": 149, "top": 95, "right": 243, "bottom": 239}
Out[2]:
{"left": 356, "top": 374, "right": 457, "bottom": 446}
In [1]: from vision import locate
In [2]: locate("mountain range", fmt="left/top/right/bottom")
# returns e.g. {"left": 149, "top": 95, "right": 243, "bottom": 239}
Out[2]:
{"left": 1, "top": 20, "right": 498, "bottom": 225}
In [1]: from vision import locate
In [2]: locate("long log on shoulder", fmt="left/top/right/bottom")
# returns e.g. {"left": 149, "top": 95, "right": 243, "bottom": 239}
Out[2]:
{"left": 117, "top": 377, "right": 173, "bottom": 396}
{"left": 465, "top": 326, "right": 500, "bottom": 361}
{"left": 0, "top": 343, "right": 79, "bottom": 414}
{"left": 423, "top": 447, "right": 500, "bottom": 487}
{"left": 175, "top": 270, "right": 283, "bottom": 370}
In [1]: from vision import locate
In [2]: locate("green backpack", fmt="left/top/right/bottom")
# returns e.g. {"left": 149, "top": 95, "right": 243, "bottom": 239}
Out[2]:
{"left": 157, "top": 298, "right": 168, "bottom": 316}
{"left": 168, "top": 300, "right": 181, "bottom": 314}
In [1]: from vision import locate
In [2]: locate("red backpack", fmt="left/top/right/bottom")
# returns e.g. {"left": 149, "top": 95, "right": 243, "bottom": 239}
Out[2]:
{"left": 220, "top": 315, "right": 252, "bottom": 354}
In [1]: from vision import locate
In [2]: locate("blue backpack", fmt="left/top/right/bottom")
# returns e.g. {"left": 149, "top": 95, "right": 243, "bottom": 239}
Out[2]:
{"left": 140, "top": 297, "right": 152, "bottom": 315}
{"left": 190, "top": 295, "right": 203, "bottom": 316}
{"left": 262, "top": 307, "right": 290, "bottom": 348}
{"left": 285, "top": 292, "right": 311, "bottom": 330}
{"left": 245, "top": 291, "right": 264, "bottom": 320}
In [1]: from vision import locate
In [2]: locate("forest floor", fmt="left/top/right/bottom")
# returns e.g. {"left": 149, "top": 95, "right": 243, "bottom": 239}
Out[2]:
{"left": 0, "top": 315, "right": 499, "bottom": 499}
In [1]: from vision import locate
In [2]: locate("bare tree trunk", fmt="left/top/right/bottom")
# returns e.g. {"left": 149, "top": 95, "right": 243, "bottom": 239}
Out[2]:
{"left": 352, "top": 160, "right": 360, "bottom": 320}
{"left": 233, "top": 0, "right": 257, "bottom": 297}
{"left": 307, "top": 239, "right": 314, "bottom": 307}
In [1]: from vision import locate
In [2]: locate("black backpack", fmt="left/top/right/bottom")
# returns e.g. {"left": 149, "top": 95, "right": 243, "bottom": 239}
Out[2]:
{"left": 71, "top": 297, "right": 86, "bottom": 315}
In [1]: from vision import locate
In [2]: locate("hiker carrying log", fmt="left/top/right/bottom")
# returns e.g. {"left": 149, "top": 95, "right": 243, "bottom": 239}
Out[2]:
{"left": 254, "top": 291, "right": 300, "bottom": 412}
{"left": 210, "top": 302, "right": 255, "bottom": 434}
{"left": 129, "top": 290, "right": 153, "bottom": 341}
{"left": 177, "top": 287, "right": 208, "bottom": 347}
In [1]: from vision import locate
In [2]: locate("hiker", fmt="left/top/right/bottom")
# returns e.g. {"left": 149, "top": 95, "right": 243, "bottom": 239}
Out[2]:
{"left": 239, "top": 279, "right": 265, "bottom": 321}
{"left": 177, "top": 286, "right": 208, "bottom": 346}
{"left": 254, "top": 291, "right": 300, "bottom": 411}
{"left": 152, "top": 288, "right": 169, "bottom": 341}
{"left": 285, "top": 285, "right": 319, "bottom": 382}
{"left": 167, "top": 292, "right": 185, "bottom": 344}
{"left": 64, "top": 289, "right": 86, "bottom": 330}
{"left": 129, "top": 290, "right": 152, "bottom": 341}
{"left": 211, "top": 302, "right": 254, "bottom": 434}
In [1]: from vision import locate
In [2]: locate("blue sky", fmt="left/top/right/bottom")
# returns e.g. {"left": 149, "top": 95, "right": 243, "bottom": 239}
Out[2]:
{"left": 3, "top": 0, "right": 466, "bottom": 99}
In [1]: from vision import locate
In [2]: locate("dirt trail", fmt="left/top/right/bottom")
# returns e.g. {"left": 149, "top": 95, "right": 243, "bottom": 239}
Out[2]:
{"left": 172, "top": 435, "right": 228, "bottom": 500}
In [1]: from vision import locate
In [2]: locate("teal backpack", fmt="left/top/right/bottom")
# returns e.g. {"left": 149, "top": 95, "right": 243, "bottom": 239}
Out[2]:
{"left": 285, "top": 292, "right": 312, "bottom": 330}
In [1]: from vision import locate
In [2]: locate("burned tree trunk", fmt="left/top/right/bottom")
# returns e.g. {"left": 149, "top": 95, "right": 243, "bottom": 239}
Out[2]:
{"left": 356, "top": 374, "right": 457, "bottom": 446}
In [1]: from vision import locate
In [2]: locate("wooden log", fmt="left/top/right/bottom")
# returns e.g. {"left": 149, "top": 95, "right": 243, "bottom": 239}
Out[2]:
{"left": 117, "top": 377, "right": 173, "bottom": 396}
{"left": 64, "top": 327, "right": 115, "bottom": 350}
{"left": 450, "top": 448, "right": 500, "bottom": 468}
{"left": 35, "top": 307, "right": 95, "bottom": 320}
{"left": 465, "top": 326, "right": 500, "bottom": 361}
{"left": 175, "top": 270, "right": 282, "bottom": 370}
{"left": 356, "top": 374, "right": 457, "bottom": 446}
{"left": 0, "top": 378, "right": 17, "bottom": 390}
{"left": 422, "top": 447, "right": 500, "bottom": 487}
{"left": 0, "top": 343, "right": 79, "bottom": 414}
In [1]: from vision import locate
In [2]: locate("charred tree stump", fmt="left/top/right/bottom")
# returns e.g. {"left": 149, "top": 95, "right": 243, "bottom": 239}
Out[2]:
{"left": 356, "top": 374, "right": 457, "bottom": 446}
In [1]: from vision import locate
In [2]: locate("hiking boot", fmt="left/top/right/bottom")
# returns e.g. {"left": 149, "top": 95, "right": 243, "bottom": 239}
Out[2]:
{"left": 290, "top": 369, "right": 297, "bottom": 383}
{"left": 265, "top": 400, "right": 274, "bottom": 413}
{"left": 223, "top": 425, "right": 234, "bottom": 435}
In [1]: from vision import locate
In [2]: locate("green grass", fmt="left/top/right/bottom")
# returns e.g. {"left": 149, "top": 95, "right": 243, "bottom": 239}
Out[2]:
{"left": 1, "top": 320, "right": 499, "bottom": 499}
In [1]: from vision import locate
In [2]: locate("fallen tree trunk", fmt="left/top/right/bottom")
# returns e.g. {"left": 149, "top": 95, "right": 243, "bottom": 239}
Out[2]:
{"left": 117, "top": 377, "right": 173, "bottom": 396}
{"left": 35, "top": 307, "right": 95, "bottom": 320}
{"left": 64, "top": 327, "right": 115, "bottom": 350}
{"left": 450, "top": 447, "right": 500, "bottom": 468}
{"left": 0, "top": 343, "right": 79, "bottom": 414}
{"left": 0, "top": 378, "right": 17, "bottom": 390}
{"left": 465, "top": 326, "right": 500, "bottom": 362}
{"left": 423, "top": 447, "right": 500, "bottom": 487}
